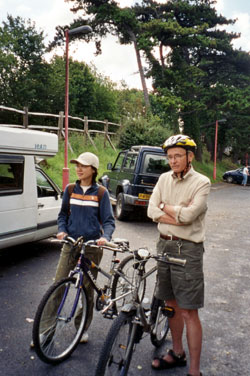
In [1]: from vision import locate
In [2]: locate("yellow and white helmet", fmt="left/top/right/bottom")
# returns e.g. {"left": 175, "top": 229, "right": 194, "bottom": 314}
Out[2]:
{"left": 162, "top": 134, "right": 197, "bottom": 153}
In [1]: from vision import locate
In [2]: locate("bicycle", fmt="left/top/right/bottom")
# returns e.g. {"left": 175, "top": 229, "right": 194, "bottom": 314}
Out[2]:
{"left": 95, "top": 248, "right": 186, "bottom": 376}
{"left": 32, "top": 236, "right": 146, "bottom": 364}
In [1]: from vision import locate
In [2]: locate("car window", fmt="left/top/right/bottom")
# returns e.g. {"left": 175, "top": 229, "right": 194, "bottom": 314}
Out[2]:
{"left": 0, "top": 156, "right": 24, "bottom": 196}
{"left": 123, "top": 153, "right": 138, "bottom": 171}
{"left": 113, "top": 153, "right": 126, "bottom": 171}
{"left": 142, "top": 153, "right": 169, "bottom": 174}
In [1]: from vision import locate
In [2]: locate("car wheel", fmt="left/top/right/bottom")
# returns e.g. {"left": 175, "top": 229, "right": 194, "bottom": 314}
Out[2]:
{"left": 115, "top": 193, "right": 129, "bottom": 220}
{"left": 226, "top": 176, "right": 233, "bottom": 183}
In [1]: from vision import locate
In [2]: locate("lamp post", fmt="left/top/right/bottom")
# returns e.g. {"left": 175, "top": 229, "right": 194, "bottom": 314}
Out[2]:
{"left": 213, "top": 118, "right": 226, "bottom": 180}
{"left": 63, "top": 25, "right": 92, "bottom": 191}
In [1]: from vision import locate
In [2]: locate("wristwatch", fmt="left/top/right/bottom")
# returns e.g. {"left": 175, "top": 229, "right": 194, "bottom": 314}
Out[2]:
{"left": 159, "top": 203, "right": 165, "bottom": 210}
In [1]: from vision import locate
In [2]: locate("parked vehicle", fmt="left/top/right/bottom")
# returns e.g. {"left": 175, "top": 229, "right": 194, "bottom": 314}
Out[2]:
{"left": 99, "top": 145, "right": 169, "bottom": 220}
{"left": 223, "top": 166, "right": 250, "bottom": 184}
{"left": 0, "top": 126, "right": 62, "bottom": 250}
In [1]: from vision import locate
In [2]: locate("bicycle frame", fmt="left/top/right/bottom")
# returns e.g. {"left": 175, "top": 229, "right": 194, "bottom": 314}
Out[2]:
{"left": 57, "top": 239, "right": 135, "bottom": 322}
{"left": 120, "top": 252, "right": 186, "bottom": 326}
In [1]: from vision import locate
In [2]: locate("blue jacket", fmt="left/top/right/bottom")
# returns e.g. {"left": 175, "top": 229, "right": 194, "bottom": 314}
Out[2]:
{"left": 57, "top": 181, "right": 115, "bottom": 241}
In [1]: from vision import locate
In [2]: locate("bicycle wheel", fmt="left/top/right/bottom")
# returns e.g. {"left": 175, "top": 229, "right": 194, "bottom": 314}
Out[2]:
{"left": 150, "top": 297, "right": 170, "bottom": 347}
{"left": 111, "top": 255, "right": 147, "bottom": 313}
{"left": 33, "top": 276, "right": 88, "bottom": 364}
{"left": 95, "top": 311, "right": 138, "bottom": 376}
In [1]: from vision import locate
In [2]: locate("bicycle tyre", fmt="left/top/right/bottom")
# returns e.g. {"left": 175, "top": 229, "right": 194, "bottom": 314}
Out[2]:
{"left": 150, "top": 297, "right": 170, "bottom": 347}
{"left": 111, "top": 255, "right": 147, "bottom": 313}
{"left": 95, "top": 311, "right": 138, "bottom": 376}
{"left": 32, "top": 276, "right": 89, "bottom": 364}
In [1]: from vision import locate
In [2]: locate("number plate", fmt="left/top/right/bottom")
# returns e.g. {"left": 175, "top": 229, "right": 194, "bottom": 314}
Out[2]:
{"left": 138, "top": 193, "right": 151, "bottom": 199}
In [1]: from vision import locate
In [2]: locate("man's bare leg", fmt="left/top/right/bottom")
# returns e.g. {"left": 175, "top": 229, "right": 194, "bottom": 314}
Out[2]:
{"left": 152, "top": 299, "right": 185, "bottom": 367}
{"left": 182, "top": 308, "right": 202, "bottom": 376}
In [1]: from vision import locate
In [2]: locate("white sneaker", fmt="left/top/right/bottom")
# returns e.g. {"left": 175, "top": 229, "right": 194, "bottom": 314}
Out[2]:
{"left": 80, "top": 331, "right": 89, "bottom": 343}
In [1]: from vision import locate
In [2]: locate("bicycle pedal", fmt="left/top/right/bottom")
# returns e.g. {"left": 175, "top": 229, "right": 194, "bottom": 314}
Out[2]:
{"left": 162, "top": 306, "right": 175, "bottom": 318}
{"left": 103, "top": 310, "right": 116, "bottom": 319}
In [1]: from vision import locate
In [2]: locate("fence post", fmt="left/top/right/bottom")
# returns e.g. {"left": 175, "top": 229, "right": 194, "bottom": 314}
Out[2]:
{"left": 58, "top": 111, "right": 64, "bottom": 140}
{"left": 23, "top": 107, "right": 28, "bottom": 128}
{"left": 104, "top": 119, "right": 109, "bottom": 148}
{"left": 84, "top": 116, "right": 88, "bottom": 145}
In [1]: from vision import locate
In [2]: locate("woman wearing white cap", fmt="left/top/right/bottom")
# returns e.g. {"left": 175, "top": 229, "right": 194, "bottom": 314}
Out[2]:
{"left": 55, "top": 152, "right": 115, "bottom": 343}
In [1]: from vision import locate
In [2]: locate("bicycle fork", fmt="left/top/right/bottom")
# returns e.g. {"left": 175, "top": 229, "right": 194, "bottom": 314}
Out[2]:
{"left": 57, "top": 274, "right": 83, "bottom": 322}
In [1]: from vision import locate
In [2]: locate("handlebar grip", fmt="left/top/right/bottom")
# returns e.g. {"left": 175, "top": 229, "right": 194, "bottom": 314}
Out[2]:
{"left": 166, "top": 255, "right": 186, "bottom": 266}
{"left": 51, "top": 236, "right": 75, "bottom": 244}
{"left": 104, "top": 241, "right": 119, "bottom": 248}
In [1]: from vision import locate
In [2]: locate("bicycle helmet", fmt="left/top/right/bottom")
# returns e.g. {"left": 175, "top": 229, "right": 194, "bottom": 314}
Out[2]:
{"left": 162, "top": 134, "right": 197, "bottom": 153}
{"left": 162, "top": 135, "right": 197, "bottom": 178}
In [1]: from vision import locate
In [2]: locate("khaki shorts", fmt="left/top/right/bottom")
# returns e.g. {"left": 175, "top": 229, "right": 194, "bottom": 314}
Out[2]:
{"left": 154, "top": 237, "right": 204, "bottom": 310}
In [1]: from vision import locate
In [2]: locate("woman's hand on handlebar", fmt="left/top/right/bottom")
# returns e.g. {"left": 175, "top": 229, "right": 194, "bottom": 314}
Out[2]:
{"left": 96, "top": 237, "right": 108, "bottom": 246}
{"left": 57, "top": 232, "right": 68, "bottom": 240}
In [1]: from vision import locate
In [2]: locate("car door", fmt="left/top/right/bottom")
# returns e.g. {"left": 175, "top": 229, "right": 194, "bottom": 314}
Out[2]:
{"left": 36, "top": 168, "right": 62, "bottom": 240}
{"left": 108, "top": 152, "right": 126, "bottom": 196}
{"left": 248, "top": 167, "right": 250, "bottom": 184}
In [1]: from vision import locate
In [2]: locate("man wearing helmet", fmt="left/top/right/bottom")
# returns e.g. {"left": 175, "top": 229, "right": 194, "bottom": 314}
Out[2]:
{"left": 148, "top": 135, "right": 211, "bottom": 376}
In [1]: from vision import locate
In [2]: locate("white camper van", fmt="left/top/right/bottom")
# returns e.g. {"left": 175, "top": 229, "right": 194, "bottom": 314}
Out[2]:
{"left": 0, "top": 126, "right": 62, "bottom": 250}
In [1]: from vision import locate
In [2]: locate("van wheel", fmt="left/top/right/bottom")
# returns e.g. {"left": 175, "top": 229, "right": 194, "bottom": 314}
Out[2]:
{"left": 116, "top": 193, "right": 128, "bottom": 220}
{"left": 226, "top": 176, "right": 233, "bottom": 183}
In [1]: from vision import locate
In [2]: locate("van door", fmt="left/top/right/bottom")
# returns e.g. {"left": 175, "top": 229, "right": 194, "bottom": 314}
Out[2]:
{"left": 35, "top": 168, "right": 62, "bottom": 240}
{"left": 0, "top": 155, "right": 36, "bottom": 249}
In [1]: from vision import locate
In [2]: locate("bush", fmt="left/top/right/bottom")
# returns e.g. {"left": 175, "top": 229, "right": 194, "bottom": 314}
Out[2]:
{"left": 118, "top": 114, "right": 172, "bottom": 149}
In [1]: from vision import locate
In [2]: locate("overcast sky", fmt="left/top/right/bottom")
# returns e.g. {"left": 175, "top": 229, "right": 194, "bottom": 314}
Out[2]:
{"left": 0, "top": 0, "right": 250, "bottom": 89}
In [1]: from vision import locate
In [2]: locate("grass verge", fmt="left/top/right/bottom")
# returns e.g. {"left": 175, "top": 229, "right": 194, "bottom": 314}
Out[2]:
{"left": 41, "top": 135, "right": 238, "bottom": 189}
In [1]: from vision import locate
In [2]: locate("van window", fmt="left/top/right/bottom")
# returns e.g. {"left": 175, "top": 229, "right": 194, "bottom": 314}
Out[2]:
{"left": 36, "top": 170, "right": 58, "bottom": 198}
{"left": 0, "top": 156, "right": 24, "bottom": 195}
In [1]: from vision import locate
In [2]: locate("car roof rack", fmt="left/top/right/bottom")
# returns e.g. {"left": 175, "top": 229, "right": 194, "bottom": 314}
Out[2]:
{"left": 130, "top": 145, "right": 163, "bottom": 152}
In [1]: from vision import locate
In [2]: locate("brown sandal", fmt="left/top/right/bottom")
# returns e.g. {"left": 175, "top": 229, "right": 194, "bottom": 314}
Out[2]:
{"left": 152, "top": 349, "right": 187, "bottom": 370}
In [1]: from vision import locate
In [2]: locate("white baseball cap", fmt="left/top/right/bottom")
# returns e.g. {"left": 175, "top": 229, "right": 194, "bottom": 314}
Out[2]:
{"left": 70, "top": 152, "right": 99, "bottom": 169}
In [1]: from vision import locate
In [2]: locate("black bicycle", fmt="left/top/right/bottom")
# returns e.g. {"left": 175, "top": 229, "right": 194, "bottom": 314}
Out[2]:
{"left": 32, "top": 236, "right": 146, "bottom": 364}
{"left": 95, "top": 249, "right": 186, "bottom": 376}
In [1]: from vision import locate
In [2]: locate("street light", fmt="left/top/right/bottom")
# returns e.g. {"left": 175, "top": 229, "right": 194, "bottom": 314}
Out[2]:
{"left": 63, "top": 25, "right": 92, "bottom": 191}
{"left": 213, "top": 118, "right": 226, "bottom": 180}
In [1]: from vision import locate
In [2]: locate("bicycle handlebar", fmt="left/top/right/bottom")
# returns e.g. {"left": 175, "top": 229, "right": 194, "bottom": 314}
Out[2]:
{"left": 134, "top": 248, "right": 186, "bottom": 266}
{"left": 53, "top": 236, "right": 185, "bottom": 266}
{"left": 57, "top": 236, "right": 130, "bottom": 252}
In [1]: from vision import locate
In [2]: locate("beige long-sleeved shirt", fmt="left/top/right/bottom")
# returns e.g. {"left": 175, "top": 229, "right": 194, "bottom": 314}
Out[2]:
{"left": 147, "top": 166, "right": 211, "bottom": 243}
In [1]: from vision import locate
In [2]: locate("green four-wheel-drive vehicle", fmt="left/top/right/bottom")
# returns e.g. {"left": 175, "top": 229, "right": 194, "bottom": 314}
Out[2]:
{"left": 99, "top": 145, "right": 170, "bottom": 220}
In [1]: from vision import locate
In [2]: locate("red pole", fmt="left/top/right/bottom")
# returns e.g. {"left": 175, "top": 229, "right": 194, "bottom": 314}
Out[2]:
{"left": 213, "top": 120, "right": 218, "bottom": 180}
{"left": 62, "top": 29, "right": 69, "bottom": 190}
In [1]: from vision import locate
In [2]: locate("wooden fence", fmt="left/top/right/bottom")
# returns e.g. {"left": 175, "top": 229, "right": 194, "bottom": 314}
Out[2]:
{"left": 0, "top": 105, "right": 121, "bottom": 151}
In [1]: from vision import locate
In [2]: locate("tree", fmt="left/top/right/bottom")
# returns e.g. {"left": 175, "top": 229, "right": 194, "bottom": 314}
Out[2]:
{"left": 0, "top": 14, "right": 48, "bottom": 113}
{"left": 131, "top": 0, "right": 241, "bottom": 160}
{"left": 47, "top": 56, "right": 120, "bottom": 124}
{"left": 0, "top": 15, "right": 122, "bottom": 126}
{"left": 56, "top": 0, "right": 250, "bottom": 161}
{"left": 53, "top": 0, "right": 151, "bottom": 108}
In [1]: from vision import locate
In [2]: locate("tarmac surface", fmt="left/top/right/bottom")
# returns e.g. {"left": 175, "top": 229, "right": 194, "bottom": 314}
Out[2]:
{"left": 0, "top": 182, "right": 249, "bottom": 376}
